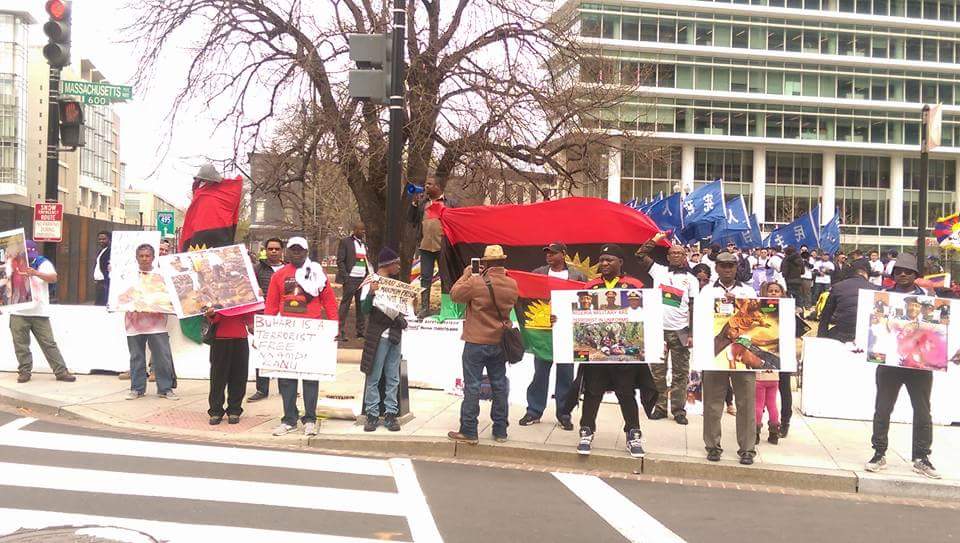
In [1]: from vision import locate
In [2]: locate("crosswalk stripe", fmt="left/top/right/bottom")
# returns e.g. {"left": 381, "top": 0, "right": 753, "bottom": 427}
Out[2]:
{"left": 390, "top": 459, "right": 444, "bottom": 543}
{"left": 0, "top": 417, "right": 392, "bottom": 477}
{"left": 0, "top": 461, "right": 405, "bottom": 516}
{"left": 553, "top": 472, "right": 687, "bottom": 543}
{"left": 0, "top": 417, "right": 36, "bottom": 432}
{"left": 0, "top": 508, "right": 390, "bottom": 543}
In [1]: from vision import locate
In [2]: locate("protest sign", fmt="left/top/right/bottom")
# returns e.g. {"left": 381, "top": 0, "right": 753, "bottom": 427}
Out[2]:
{"left": 692, "top": 296, "right": 797, "bottom": 372}
{"left": 158, "top": 244, "right": 261, "bottom": 318}
{"left": 551, "top": 289, "right": 664, "bottom": 364}
{"left": 107, "top": 231, "right": 162, "bottom": 311}
{"left": 369, "top": 275, "right": 421, "bottom": 316}
{"left": 855, "top": 290, "right": 960, "bottom": 372}
{"left": 0, "top": 228, "right": 34, "bottom": 311}
{"left": 112, "top": 272, "right": 175, "bottom": 313}
{"left": 253, "top": 314, "right": 338, "bottom": 381}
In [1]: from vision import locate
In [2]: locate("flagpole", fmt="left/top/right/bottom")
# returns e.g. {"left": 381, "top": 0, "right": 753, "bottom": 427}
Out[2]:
{"left": 917, "top": 104, "right": 930, "bottom": 266}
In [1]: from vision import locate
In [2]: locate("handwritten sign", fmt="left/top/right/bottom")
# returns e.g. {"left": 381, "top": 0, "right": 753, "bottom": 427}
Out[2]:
{"left": 371, "top": 276, "right": 422, "bottom": 316}
{"left": 253, "top": 314, "right": 338, "bottom": 381}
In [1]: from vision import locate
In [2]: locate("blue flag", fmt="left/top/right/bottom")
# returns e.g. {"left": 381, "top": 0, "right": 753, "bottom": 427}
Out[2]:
{"left": 763, "top": 205, "right": 821, "bottom": 249}
{"left": 722, "top": 195, "right": 750, "bottom": 231}
{"left": 682, "top": 179, "right": 726, "bottom": 226}
{"left": 645, "top": 192, "right": 683, "bottom": 233}
{"left": 713, "top": 213, "right": 762, "bottom": 248}
{"left": 819, "top": 210, "right": 841, "bottom": 255}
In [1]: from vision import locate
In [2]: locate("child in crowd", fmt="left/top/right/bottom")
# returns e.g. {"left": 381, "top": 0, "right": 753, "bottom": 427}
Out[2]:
{"left": 755, "top": 281, "right": 785, "bottom": 445}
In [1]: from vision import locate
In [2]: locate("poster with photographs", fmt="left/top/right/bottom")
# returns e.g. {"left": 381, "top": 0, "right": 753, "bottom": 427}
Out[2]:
{"left": 107, "top": 230, "right": 163, "bottom": 311}
{"left": 157, "top": 244, "right": 261, "bottom": 318}
{"left": 855, "top": 290, "right": 960, "bottom": 372}
{"left": 692, "top": 296, "right": 797, "bottom": 372}
{"left": 551, "top": 289, "right": 664, "bottom": 364}
{"left": 0, "top": 228, "right": 34, "bottom": 311}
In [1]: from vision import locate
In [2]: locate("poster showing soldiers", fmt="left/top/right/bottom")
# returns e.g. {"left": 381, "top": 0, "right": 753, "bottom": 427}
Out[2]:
{"left": 692, "top": 296, "right": 797, "bottom": 372}
{"left": 107, "top": 230, "right": 162, "bottom": 311}
{"left": 551, "top": 289, "right": 664, "bottom": 364}
{"left": 158, "top": 244, "right": 261, "bottom": 318}
{"left": 0, "top": 228, "right": 34, "bottom": 311}
{"left": 856, "top": 290, "right": 960, "bottom": 372}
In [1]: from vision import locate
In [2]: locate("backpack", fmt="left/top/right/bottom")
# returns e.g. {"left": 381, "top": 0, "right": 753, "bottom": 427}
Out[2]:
{"left": 735, "top": 256, "right": 752, "bottom": 283}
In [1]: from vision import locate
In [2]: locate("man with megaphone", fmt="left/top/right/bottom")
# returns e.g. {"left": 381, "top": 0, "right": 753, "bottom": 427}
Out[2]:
{"left": 408, "top": 178, "right": 457, "bottom": 317}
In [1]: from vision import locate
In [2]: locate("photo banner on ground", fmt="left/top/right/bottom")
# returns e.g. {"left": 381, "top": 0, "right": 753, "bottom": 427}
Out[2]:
{"left": 158, "top": 244, "right": 261, "bottom": 318}
{"left": 855, "top": 290, "right": 960, "bottom": 372}
{"left": 692, "top": 296, "right": 797, "bottom": 372}
{"left": 253, "top": 314, "right": 338, "bottom": 381}
{"left": 551, "top": 289, "right": 664, "bottom": 364}
{"left": 107, "top": 231, "right": 163, "bottom": 312}
{"left": 0, "top": 228, "right": 34, "bottom": 311}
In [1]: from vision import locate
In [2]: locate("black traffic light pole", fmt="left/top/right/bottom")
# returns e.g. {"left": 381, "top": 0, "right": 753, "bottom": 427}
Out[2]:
{"left": 385, "top": 0, "right": 406, "bottom": 251}
{"left": 43, "top": 68, "right": 61, "bottom": 266}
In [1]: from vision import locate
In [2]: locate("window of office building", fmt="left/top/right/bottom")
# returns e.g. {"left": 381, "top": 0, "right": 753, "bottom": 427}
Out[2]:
{"left": 903, "top": 158, "right": 957, "bottom": 227}
{"left": 764, "top": 152, "right": 822, "bottom": 223}
{"left": 620, "top": 146, "right": 681, "bottom": 202}
{"left": 694, "top": 148, "right": 754, "bottom": 209}
{"left": 835, "top": 155, "right": 890, "bottom": 226}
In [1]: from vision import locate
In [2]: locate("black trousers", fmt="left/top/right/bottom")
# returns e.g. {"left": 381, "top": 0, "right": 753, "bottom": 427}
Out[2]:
{"left": 779, "top": 372, "right": 793, "bottom": 425}
{"left": 579, "top": 366, "right": 640, "bottom": 434}
{"left": 208, "top": 338, "right": 249, "bottom": 417}
{"left": 94, "top": 280, "right": 109, "bottom": 306}
{"left": 871, "top": 365, "right": 933, "bottom": 459}
{"left": 254, "top": 368, "right": 270, "bottom": 395}
{"left": 338, "top": 276, "right": 365, "bottom": 337}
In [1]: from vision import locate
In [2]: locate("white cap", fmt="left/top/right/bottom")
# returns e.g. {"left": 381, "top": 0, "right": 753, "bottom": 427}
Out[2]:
{"left": 286, "top": 236, "right": 309, "bottom": 249}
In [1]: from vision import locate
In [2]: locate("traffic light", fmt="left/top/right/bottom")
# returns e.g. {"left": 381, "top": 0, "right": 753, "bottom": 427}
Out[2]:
{"left": 42, "top": 0, "right": 72, "bottom": 69}
{"left": 348, "top": 34, "right": 391, "bottom": 103}
{"left": 59, "top": 100, "right": 85, "bottom": 148}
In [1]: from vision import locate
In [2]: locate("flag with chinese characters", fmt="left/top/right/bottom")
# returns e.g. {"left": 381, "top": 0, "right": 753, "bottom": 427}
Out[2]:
{"left": 763, "top": 204, "right": 821, "bottom": 249}
{"left": 678, "top": 179, "right": 725, "bottom": 243}
{"left": 644, "top": 192, "right": 683, "bottom": 233}
{"left": 819, "top": 210, "right": 841, "bottom": 255}
{"left": 713, "top": 213, "right": 762, "bottom": 248}
{"left": 721, "top": 195, "right": 750, "bottom": 231}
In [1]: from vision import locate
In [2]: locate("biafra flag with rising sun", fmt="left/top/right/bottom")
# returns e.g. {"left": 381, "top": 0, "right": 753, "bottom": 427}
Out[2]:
{"left": 435, "top": 197, "right": 670, "bottom": 320}
{"left": 506, "top": 270, "right": 586, "bottom": 360}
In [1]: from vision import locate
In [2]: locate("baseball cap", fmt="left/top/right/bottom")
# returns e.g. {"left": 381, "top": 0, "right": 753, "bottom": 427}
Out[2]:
{"left": 599, "top": 244, "right": 624, "bottom": 259}
{"left": 543, "top": 242, "right": 567, "bottom": 253}
{"left": 715, "top": 251, "right": 738, "bottom": 264}
{"left": 286, "top": 236, "right": 309, "bottom": 250}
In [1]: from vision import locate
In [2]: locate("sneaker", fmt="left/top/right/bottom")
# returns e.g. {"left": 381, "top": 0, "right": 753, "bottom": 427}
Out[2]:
{"left": 446, "top": 431, "right": 479, "bottom": 445}
{"left": 125, "top": 390, "right": 144, "bottom": 400}
{"left": 739, "top": 452, "right": 755, "bottom": 466}
{"left": 384, "top": 414, "right": 401, "bottom": 432}
{"left": 649, "top": 408, "right": 667, "bottom": 421}
{"left": 557, "top": 415, "right": 574, "bottom": 431}
{"left": 272, "top": 423, "right": 297, "bottom": 436}
{"left": 209, "top": 416, "right": 223, "bottom": 425}
{"left": 55, "top": 372, "right": 77, "bottom": 382}
{"left": 16, "top": 373, "right": 31, "bottom": 384}
{"left": 158, "top": 390, "right": 179, "bottom": 401}
{"left": 674, "top": 413, "right": 689, "bottom": 426}
{"left": 227, "top": 415, "right": 240, "bottom": 425}
{"left": 626, "top": 429, "right": 645, "bottom": 458}
{"left": 363, "top": 415, "right": 379, "bottom": 432}
{"left": 577, "top": 428, "right": 594, "bottom": 456}
{"left": 494, "top": 435, "right": 508, "bottom": 443}
{"left": 864, "top": 453, "right": 887, "bottom": 473}
{"left": 118, "top": 371, "right": 131, "bottom": 380}
{"left": 247, "top": 391, "right": 268, "bottom": 402}
{"left": 706, "top": 448, "right": 722, "bottom": 462}
{"left": 913, "top": 457, "right": 941, "bottom": 480}
{"left": 518, "top": 414, "right": 541, "bottom": 426}
{"left": 304, "top": 422, "right": 319, "bottom": 436}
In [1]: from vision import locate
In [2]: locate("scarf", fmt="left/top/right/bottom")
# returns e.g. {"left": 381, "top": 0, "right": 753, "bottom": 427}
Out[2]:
{"left": 294, "top": 257, "right": 327, "bottom": 297}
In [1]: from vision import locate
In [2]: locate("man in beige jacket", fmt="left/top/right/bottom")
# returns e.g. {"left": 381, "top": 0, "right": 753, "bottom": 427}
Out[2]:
{"left": 447, "top": 245, "right": 519, "bottom": 444}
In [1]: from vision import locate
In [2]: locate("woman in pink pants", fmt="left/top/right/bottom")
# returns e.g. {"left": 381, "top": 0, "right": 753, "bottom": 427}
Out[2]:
{"left": 756, "top": 282, "right": 785, "bottom": 445}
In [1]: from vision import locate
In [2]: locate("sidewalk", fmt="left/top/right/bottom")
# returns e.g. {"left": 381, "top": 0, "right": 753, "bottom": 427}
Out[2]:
{"left": 1, "top": 354, "right": 958, "bottom": 501}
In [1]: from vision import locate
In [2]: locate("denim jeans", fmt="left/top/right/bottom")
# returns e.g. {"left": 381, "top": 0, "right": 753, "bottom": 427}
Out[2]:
{"left": 363, "top": 337, "right": 401, "bottom": 417}
{"left": 459, "top": 342, "right": 509, "bottom": 439}
{"left": 127, "top": 333, "right": 174, "bottom": 395}
{"left": 525, "top": 356, "right": 573, "bottom": 419}
{"left": 278, "top": 378, "right": 319, "bottom": 426}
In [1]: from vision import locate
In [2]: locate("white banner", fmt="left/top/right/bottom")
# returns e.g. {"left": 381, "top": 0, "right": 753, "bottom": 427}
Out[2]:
{"left": 692, "top": 296, "right": 797, "bottom": 372}
{"left": 551, "top": 288, "right": 664, "bottom": 364}
{"left": 252, "top": 314, "right": 338, "bottom": 381}
{"left": 107, "top": 231, "right": 164, "bottom": 312}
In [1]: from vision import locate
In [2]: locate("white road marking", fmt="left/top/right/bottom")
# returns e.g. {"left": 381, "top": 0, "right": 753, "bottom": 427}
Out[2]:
{"left": 0, "top": 461, "right": 404, "bottom": 516}
{"left": 390, "top": 458, "right": 444, "bottom": 543}
{"left": 0, "top": 417, "right": 36, "bottom": 432}
{"left": 553, "top": 472, "right": 687, "bottom": 543}
{"left": 0, "top": 509, "right": 389, "bottom": 543}
{"left": 0, "top": 421, "right": 392, "bottom": 476}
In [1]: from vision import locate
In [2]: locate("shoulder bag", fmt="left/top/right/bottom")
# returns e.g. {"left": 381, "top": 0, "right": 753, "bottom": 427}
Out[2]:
{"left": 483, "top": 277, "right": 525, "bottom": 364}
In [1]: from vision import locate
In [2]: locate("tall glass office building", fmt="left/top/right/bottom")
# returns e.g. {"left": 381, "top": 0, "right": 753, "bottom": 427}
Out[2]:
{"left": 568, "top": 0, "right": 960, "bottom": 248}
{"left": 0, "top": 9, "right": 30, "bottom": 198}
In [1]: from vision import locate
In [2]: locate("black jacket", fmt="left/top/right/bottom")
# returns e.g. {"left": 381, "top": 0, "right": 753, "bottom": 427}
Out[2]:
{"left": 336, "top": 236, "right": 367, "bottom": 284}
{"left": 256, "top": 260, "right": 279, "bottom": 295}
{"left": 782, "top": 253, "right": 804, "bottom": 283}
{"left": 96, "top": 246, "right": 111, "bottom": 282}
{"left": 359, "top": 287, "right": 407, "bottom": 375}
{"left": 817, "top": 275, "right": 879, "bottom": 338}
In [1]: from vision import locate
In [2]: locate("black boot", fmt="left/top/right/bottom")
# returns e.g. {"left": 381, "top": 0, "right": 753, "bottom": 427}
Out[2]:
{"left": 756, "top": 424, "right": 761, "bottom": 445}
{"left": 768, "top": 422, "right": 780, "bottom": 445}
{"left": 779, "top": 422, "right": 790, "bottom": 438}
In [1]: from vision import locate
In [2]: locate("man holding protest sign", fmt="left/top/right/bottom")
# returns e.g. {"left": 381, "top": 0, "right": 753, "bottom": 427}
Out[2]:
{"left": 359, "top": 247, "right": 410, "bottom": 432}
{"left": 265, "top": 237, "right": 338, "bottom": 437}
{"left": 124, "top": 244, "right": 177, "bottom": 400}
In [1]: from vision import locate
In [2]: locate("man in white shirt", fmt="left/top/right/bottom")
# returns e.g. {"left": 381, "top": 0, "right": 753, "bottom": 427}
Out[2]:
{"left": 700, "top": 251, "right": 757, "bottom": 466}
{"left": 637, "top": 235, "right": 698, "bottom": 425}
{"left": 124, "top": 244, "right": 178, "bottom": 401}
{"left": 883, "top": 250, "right": 898, "bottom": 282}
{"left": 93, "top": 231, "right": 111, "bottom": 306}
{"left": 10, "top": 241, "right": 76, "bottom": 383}
{"left": 868, "top": 250, "right": 885, "bottom": 287}
{"left": 812, "top": 254, "right": 834, "bottom": 304}
{"left": 767, "top": 247, "right": 785, "bottom": 287}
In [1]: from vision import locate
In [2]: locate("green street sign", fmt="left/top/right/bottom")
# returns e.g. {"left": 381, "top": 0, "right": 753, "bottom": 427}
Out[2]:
{"left": 61, "top": 80, "right": 133, "bottom": 106}
{"left": 157, "top": 211, "right": 175, "bottom": 236}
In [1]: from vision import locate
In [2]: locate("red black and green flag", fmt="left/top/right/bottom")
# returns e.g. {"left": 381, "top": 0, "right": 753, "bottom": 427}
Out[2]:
{"left": 435, "top": 197, "right": 669, "bottom": 319}
{"left": 506, "top": 270, "right": 586, "bottom": 360}
{"left": 761, "top": 298, "right": 780, "bottom": 314}
{"left": 661, "top": 284, "right": 684, "bottom": 308}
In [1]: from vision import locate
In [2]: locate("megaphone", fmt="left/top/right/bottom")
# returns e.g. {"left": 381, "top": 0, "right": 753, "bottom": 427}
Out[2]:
{"left": 405, "top": 182, "right": 425, "bottom": 195}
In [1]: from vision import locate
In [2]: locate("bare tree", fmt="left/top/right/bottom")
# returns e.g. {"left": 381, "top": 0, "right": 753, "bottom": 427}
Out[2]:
{"left": 125, "top": 0, "right": 653, "bottom": 273}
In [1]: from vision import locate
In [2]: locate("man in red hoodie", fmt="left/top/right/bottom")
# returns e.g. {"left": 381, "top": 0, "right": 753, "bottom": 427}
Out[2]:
{"left": 264, "top": 237, "right": 339, "bottom": 437}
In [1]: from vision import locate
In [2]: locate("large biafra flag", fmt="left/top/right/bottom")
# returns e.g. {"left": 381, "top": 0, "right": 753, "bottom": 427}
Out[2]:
{"left": 435, "top": 196, "right": 669, "bottom": 353}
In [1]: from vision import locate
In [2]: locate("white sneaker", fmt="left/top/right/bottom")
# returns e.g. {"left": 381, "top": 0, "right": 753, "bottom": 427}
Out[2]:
{"left": 158, "top": 390, "right": 179, "bottom": 401}
{"left": 272, "top": 423, "right": 297, "bottom": 436}
{"left": 125, "top": 391, "right": 144, "bottom": 400}
{"left": 304, "top": 422, "right": 318, "bottom": 436}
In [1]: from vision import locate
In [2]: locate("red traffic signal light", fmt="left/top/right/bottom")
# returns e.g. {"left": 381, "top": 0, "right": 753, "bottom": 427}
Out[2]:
{"left": 61, "top": 101, "right": 81, "bottom": 124}
{"left": 45, "top": 0, "right": 69, "bottom": 20}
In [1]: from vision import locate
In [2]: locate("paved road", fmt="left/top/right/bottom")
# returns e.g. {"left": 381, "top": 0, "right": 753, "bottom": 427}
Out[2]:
{"left": 0, "top": 410, "right": 955, "bottom": 543}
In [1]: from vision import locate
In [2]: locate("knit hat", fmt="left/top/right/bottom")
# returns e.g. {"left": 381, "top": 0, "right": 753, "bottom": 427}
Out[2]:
{"left": 378, "top": 247, "right": 400, "bottom": 268}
